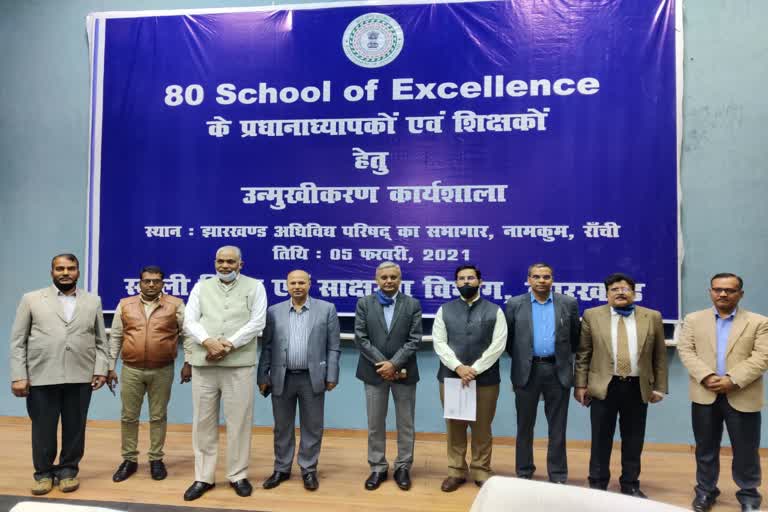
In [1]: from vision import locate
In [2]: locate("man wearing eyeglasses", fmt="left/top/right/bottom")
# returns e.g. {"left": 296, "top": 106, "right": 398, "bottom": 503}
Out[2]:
{"left": 504, "top": 262, "right": 580, "bottom": 484}
{"left": 107, "top": 265, "right": 188, "bottom": 483}
{"left": 433, "top": 264, "right": 507, "bottom": 492}
{"left": 574, "top": 273, "right": 668, "bottom": 498}
{"left": 678, "top": 273, "right": 768, "bottom": 512}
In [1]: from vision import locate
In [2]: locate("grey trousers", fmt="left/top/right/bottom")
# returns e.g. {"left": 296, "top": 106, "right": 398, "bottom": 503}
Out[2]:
{"left": 271, "top": 370, "right": 325, "bottom": 475}
{"left": 364, "top": 382, "right": 416, "bottom": 472}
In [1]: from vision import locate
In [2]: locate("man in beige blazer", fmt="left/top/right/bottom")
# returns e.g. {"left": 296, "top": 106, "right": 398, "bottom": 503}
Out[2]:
{"left": 574, "top": 272, "right": 668, "bottom": 498}
{"left": 9, "top": 254, "right": 109, "bottom": 496}
{"left": 678, "top": 273, "right": 768, "bottom": 512}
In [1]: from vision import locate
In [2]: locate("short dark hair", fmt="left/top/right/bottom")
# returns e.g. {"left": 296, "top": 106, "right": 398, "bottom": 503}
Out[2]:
{"left": 527, "top": 262, "right": 554, "bottom": 277}
{"left": 140, "top": 265, "right": 164, "bottom": 279}
{"left": 604, "top": 272, "right": 636, "bottom": 291}
{"left": 454, "top": 264, "right": 481, "bottom": 280}
{"left": 51, "top": 253, "right": 79, "bottom": 269}
{"left": 710, "top": 272, "right": 743, "bottom": 290}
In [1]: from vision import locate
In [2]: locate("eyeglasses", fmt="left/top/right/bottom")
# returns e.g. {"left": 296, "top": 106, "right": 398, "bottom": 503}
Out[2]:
{"left": 141, "top": 279, "right": 163, "bottom": 285}
{"left": 456, "top": 276, "right": 478, "bottom": 283}
{"left": 608, "top": 287, "right": 632, "bottom": 293}
{"left": 710, "top": 288, "right": 740, "bottom": 295}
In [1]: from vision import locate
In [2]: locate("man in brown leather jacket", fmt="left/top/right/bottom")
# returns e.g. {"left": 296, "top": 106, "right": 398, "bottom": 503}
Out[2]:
{"left": 107, "top": 265, "right": 189, "bottom": 482}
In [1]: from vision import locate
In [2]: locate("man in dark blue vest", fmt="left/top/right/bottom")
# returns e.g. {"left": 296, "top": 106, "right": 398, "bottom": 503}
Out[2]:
{"left": 433, "top": 264, "right": 507, "bottom": 492}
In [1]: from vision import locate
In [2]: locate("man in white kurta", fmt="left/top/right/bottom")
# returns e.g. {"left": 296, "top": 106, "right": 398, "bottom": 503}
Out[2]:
{"left": 182, "top": 246, "right": 267, "bottom": 501}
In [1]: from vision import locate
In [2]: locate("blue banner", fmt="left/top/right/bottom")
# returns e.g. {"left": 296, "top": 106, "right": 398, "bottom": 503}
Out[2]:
{"left": 86, "top": 0, "right": 679, "bottom": 318}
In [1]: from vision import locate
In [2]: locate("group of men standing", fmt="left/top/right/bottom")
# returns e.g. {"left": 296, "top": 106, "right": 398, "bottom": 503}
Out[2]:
{"left": 8, "top": 251, "right": 768, "bottom": 512}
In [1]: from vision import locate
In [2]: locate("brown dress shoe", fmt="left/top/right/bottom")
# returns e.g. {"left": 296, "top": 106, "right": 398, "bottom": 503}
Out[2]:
{"left": 441, "top": 476, "right": 466, "bottom": 492}
{"left": 31, "top": 478, "right": 53, "bottom": 496}
{"left": 59, "top": 476, "right": 80, "bottom": 493}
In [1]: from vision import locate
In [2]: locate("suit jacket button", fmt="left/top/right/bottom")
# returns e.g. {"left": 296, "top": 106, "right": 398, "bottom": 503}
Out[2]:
{"left": 65, "top": 346, "right": 71, "bottom": 351}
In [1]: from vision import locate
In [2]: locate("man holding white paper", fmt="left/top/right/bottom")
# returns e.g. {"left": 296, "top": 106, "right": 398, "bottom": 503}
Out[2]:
{"left": 433, "top": 265, "right": 507, "bottom": 492}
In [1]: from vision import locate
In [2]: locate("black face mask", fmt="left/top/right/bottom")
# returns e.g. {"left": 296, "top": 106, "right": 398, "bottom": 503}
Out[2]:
{"left": 458, "top": 284, "right": 479, "bottom": 299}
{"left": 54, "top": 281, "right": 76, "bottom": 292}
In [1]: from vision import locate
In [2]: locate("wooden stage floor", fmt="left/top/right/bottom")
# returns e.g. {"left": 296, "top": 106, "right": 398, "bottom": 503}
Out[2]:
{"left": 0, "top": 417, "right": 763, "bottom": 511}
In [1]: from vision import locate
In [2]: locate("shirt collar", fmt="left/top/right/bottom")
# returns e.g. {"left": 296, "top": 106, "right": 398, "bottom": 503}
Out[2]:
{"left": 140, "top": 293, "right": 162, "bottom": 306}
{"left": 291, "top": 296, "right": 311, "bottom": 311}
{"left": 530, "top": 292, "right": 552, "bottom": 304}
{"left": 57, "top": 289, "right": 77, "bottom": 298}
{"left": 217, "top": 273, "right": 241, "bottom": 289}
{"left": 713, "top": 306, "right": 737, "bottom": 320}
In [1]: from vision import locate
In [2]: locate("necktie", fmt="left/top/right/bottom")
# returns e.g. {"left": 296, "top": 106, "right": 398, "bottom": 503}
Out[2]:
{"left": 616, "top": 316, "right": 631, "bottom": 377}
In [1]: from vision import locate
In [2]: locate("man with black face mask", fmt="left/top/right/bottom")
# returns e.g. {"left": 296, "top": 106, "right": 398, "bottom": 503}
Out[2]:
{"left": 432, "top": 265, "right": 507, "bottom": 492}
{"left": 9, "top": 253, "right": 109, "bottom": 496}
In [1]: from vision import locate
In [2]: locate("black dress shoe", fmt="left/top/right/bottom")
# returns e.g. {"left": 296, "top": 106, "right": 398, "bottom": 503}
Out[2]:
{"left": 441, "top": 476, "right": 466, "bottom": 492}
{"left": 621, "top": 487, "right": 647, "bottom": 499}
{"left": 303, "top": 472, "right": 319, "bottom": 491}
{"left": 364, "top": 471, "right": 388, "bottom": 490}
{"left": 112, "top": 460, "right": 138, "bottom": 482}
{"left": 262, "top": 471, "right": 290, "bottom": 489}
{"left": 183, "top": 481, "right": 215, "bottom": 501}
{"left": 394, "top": 468, "right": 411, "bottom": 491}
{"left": 230, "top": 479, "right": 253, "bottom": 497}
{"left": 740, "top": 504, "right": 761, "bottom": 512}
{"left": 149, "top": 460, "right": 167, "bottom": 481}
{"left": 691, "top": 495, "right": 716, "bottom": 512}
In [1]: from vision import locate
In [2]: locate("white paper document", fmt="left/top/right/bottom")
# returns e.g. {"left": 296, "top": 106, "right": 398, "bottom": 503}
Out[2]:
{"left": 443, "top": 378, "right": 477, "bottom": 421}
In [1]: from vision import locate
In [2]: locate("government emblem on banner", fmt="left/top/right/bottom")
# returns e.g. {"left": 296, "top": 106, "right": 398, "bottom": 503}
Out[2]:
{"left": 342, "top": 13, "right": 404, "bottom": 68}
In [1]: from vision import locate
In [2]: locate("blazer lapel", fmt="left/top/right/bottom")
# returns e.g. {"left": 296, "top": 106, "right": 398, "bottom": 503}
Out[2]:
{"left": 387, "top": 296, "right": 405, "bottom": 334}
{"left": 635, "top": 308, "right": 650, "bottom": 355}
{"left": 281, "top": 301, "right": 293, "bottom": 350}
{"left": 596, "top": 305, "right": 614, "bottom": 360}
{"left": 372, "top": 298, "right": 388, "bottom": 334}
{"left": 71, "top": 289, "right": 86, "bottom": 323}
{"left": 522, "top": 298, "right": 534, "bottom": 346}
{"left": 306, "top": 299, "right": 319, "bottom": 344}
{"left": 45, "top": 285, "right": 68, "bottom": 323}
{"left": 702, "top": 313, "right": 718, "bottom": 366}
{"left": 553, "top": 295, "right": 562, "bottom": 337}
{"left": 725, "top": 310, "right": 749, "bottom": 358}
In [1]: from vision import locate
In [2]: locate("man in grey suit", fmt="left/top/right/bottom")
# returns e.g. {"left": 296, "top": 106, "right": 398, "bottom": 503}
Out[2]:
{"left": 257, "top": 269, "right": 341, "bottom": 491}
{"left": 505, "top": 262, "right": 580, "bottom": 483}
{"left": 9, "top": 253, "right": 109, "bottom": 496}
{"left": 355, "top": 262, "right": 422, "bottom": 491}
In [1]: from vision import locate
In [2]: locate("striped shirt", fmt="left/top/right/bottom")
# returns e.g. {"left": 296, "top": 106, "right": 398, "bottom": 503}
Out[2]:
{"left": 287, "top": 297, "right": 312, "bottom": 370}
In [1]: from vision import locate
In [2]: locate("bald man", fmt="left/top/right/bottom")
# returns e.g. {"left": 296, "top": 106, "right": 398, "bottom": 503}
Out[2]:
{"left": 257, "top": 270, "right": 341, "bottom": 491}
